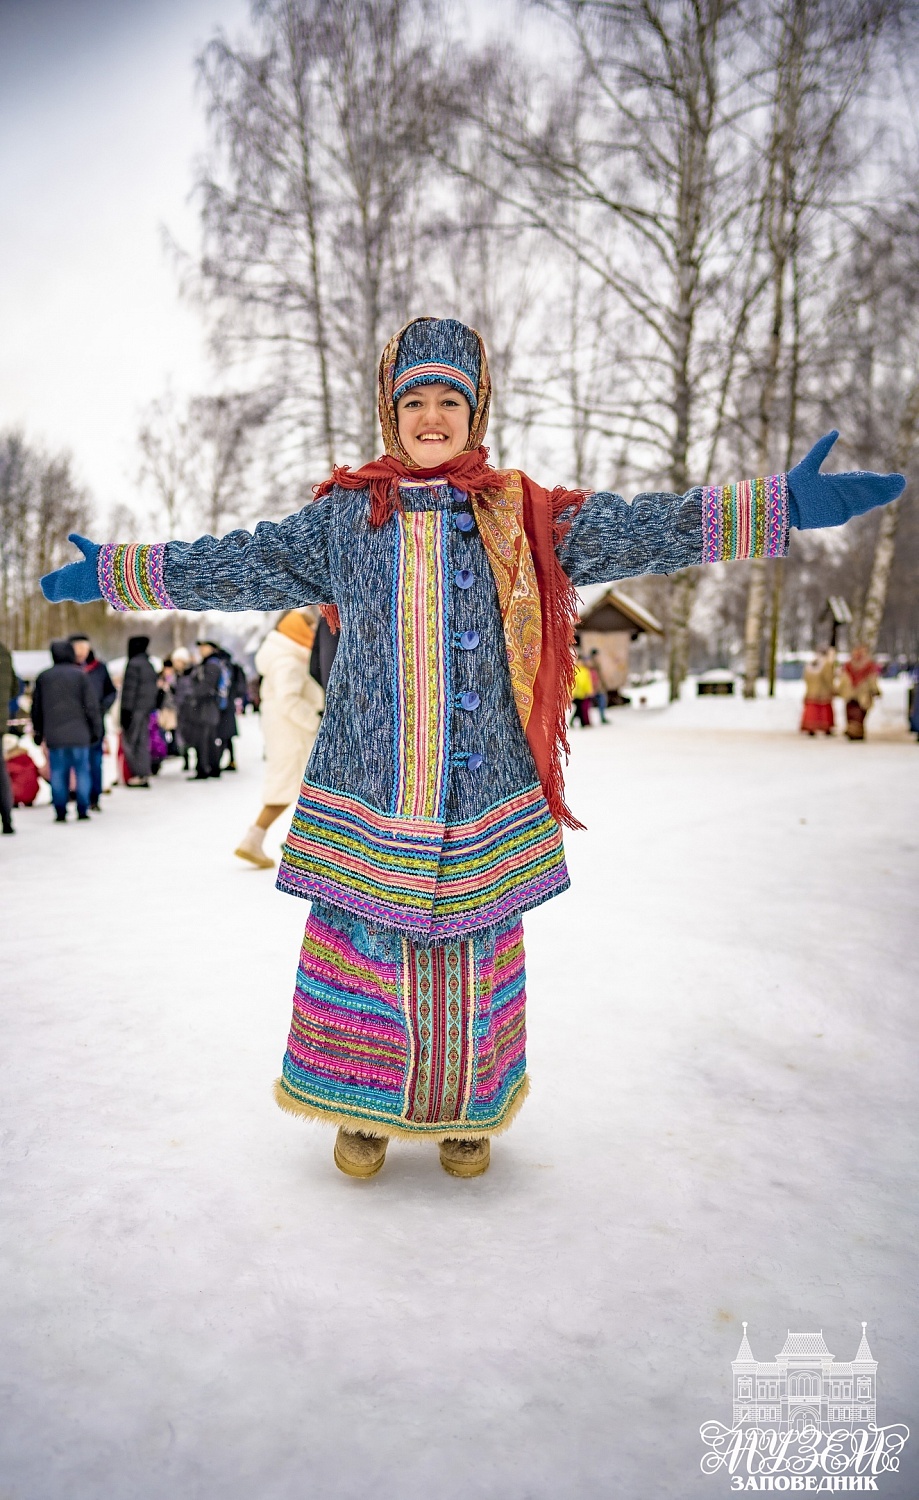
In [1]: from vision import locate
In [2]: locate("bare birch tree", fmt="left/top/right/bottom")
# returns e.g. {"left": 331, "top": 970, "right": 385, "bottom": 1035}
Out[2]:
{"left": 138, "top": 391, "right": 194, "bottom": 538}
{"left": 0, "top": 431, "right": 94, "bottom": 649}
{"left": 738, "top": 0, "right": 902, "bottom": 695}
{"left": 192, "top": 0, "right": 456, "bottom": 476}
{"left": 831, "top": 198, "right": 919, "bottom": 650}
{"left": 139, "top": 388, "right": 272, "bottom": 537}
{"left": 446, "top": 0, "right": 760, "bottom": 697}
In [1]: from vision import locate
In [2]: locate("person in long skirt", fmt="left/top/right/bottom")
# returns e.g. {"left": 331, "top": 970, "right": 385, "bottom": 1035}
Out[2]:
{"left": 838, "top": 645, "right": 881, "bottom": 740}
{"left": 800, "top": 646, "right": 836, "bottom": 735}
{"left": 41, "top": 318, "right": 905, "bottom": 1181}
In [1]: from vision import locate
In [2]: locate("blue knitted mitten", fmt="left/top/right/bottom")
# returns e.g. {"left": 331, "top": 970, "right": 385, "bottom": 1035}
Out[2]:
{"left": 787, "top": 431, "right": 905, "bottom": 530}
{"left": 40, "top": 534, "right": 102, "bottom": 603}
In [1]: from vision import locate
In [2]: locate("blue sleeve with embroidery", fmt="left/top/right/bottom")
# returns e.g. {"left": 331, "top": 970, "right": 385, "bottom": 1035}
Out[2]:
{"left": 557, "top": 476, "right": 789, "bottom": 587}
{"left": 96, "top": 497, "right": 334, "bottom": 613}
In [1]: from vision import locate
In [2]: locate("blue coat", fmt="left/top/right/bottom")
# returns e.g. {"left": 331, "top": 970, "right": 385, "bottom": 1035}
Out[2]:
{"left": 100, "top": 472, "right": 788, "bottom": 939}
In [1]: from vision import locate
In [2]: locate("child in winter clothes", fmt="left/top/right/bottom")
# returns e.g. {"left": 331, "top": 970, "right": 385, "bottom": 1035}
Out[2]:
{"left": 3, "top": 734, "right": 40, "bottom": 808}
{"left": 42, "top": 317, "right": 904, "bottom": 1179}
{"left": 570, "top": 659, "right": 595, "bottom": 727}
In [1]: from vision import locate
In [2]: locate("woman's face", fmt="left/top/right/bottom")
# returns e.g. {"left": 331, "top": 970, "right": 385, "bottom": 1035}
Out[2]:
{"left": 396, "top": 382, "right": 472, "bottom": 466}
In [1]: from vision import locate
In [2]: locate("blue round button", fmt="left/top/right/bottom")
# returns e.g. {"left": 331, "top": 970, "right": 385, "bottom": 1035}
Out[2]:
{"left": 459, "top": 691, "right": 481, "bottom": 711}
{"left": 454, "top": 511, "right": 475, "bottom": 532}
{"left": 454, "top": 569, "right": 475, "bottom": 589}
{"left": 467, "top": 753, "right": 484, "bottom": 771}
{"left": 458, "top": 630, "right": 480, "bottom": 650}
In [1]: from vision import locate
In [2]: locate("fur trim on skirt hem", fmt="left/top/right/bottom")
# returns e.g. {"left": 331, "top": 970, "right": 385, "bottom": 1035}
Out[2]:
{"left": 272, "top": 1072, "right": 530, "bottom": 1141}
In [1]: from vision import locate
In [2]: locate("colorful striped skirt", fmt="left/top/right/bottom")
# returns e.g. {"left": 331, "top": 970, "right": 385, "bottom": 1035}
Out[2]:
{"left": 275, "top": 901, "right": 529, "bottom": 1139}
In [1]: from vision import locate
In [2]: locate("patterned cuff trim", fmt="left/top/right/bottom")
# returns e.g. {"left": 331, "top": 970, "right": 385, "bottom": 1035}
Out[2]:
{"left": 701, "top": 473, "right": 789, "bottom": 563}
{"left": 98, "top": 543, "right": 175, "bottom": 611}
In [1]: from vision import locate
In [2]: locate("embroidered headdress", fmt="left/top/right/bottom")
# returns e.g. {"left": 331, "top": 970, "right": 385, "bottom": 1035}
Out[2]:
{"left": 391, "top": 317, "right": 481, "bottom": 411}
{"left": 314, "top": 318, "right": 587, "bottom": 829}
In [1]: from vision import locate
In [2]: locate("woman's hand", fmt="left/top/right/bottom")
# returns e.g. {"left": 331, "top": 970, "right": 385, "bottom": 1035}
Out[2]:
{"left": 787, "top": 432, "right": 905, "bottom": 530}
{"left": 40, "top": 534, "right": 102, "bottom": 603}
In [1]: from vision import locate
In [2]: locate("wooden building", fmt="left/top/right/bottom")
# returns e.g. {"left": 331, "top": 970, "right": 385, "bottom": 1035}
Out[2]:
{"left": 577, "top": 586, "right": 664, "bottom": 690}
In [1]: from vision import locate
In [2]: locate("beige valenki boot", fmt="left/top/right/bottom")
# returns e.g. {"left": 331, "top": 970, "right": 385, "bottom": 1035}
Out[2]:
{"left": 234, "top": 825, "right": 275, "bottom": 870}
{"left": 334, "top": 1127, "right": 389, "bottom": 1179}
{"left": 439, "top": 1137, "right": 490, "bottom": 1178}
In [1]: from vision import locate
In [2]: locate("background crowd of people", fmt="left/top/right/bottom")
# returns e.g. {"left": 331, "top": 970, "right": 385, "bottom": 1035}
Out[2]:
{"left": 0, "top": 630, "right": 257, "bottom": 830}
{"left": 0, "top": 611, "right": 339, "bottom": 844}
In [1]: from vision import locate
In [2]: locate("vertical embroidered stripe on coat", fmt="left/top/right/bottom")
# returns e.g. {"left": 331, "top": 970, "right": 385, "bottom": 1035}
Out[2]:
{"left": 392, "top": 509, "right": 450, "bottom": 820}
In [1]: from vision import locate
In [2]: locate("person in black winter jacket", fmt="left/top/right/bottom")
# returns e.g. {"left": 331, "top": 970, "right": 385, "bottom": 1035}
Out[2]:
{"left": 120, "top": 635, "right": 158, "bottom": 787}
{"left": 69, "top": 633, "right": 116, "bottom": 810}
{"left": 187, "top": 641, "right": 224, "bottom": 780}
{"left": 215, "top": 648, "right": 246, "bottom": 771}
{"left": 31, "top": 640, "right": 103, "bottom": 821}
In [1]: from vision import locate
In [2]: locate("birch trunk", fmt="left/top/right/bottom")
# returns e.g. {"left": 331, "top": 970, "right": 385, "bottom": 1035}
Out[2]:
{"left": 859, "top": 380, "right": 919, "bottom": 650}
{"left": 668, "top": 571, "right": 697, "bottom": 702}
{"left": 859, "top": 499, "right": 902, "bottom": 653}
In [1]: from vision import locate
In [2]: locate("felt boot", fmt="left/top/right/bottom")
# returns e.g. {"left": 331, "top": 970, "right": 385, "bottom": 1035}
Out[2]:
{"left": 234, "top": 824, "right": 274, "bottom": 870}
{"left": 439, "top": 1137, "right": 490, "bottom": 1178}
{"left": 333, "top": 1127, "right": 388, "bottom": 1179}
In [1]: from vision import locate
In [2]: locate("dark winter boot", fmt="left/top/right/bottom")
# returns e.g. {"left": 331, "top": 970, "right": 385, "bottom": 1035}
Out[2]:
{"left": 333, "top": 1127, "right": 388, "bottom": 1179}
{"left": 54, "top": 809, "right": 67, "bottom": 823}
{"left": 439, "top": 1137, "right": 490, "bottom": 1178}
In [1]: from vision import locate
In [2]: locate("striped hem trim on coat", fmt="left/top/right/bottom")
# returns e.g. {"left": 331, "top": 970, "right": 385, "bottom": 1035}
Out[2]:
{"left": 276, "top": 780, "right": 569, "bottom": 939}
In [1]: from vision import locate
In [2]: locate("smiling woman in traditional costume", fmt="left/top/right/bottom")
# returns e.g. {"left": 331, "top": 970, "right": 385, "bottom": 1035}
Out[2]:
{"left": 42, "top": 318, "right": 905, "bottom": 1179}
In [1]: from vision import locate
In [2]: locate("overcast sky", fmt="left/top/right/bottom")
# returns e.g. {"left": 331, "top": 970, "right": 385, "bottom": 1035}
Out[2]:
{"left": 0, "top": 0, "right": 527, "bottom": 529}
{"left": 0, "top": 0, "right": 249, "bottom": 519}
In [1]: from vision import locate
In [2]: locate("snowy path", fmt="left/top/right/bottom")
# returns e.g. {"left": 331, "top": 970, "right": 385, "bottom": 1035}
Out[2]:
{"left": 1, "top": 703, "right": 917, "bottom": 1499}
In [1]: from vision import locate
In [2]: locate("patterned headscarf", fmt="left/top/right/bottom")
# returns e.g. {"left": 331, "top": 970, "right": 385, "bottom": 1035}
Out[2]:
{"left": 378, "top": 317, "right": 491, "bottom": 464}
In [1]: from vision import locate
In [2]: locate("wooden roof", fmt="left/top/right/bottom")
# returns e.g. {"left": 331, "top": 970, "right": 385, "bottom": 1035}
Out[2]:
{"left": 578, "top": 586, "right": 664, "bottom": 636}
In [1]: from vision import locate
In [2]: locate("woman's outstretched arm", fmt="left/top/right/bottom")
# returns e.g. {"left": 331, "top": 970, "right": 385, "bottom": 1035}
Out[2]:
{"left": 557, "top": 434, "right": 904, "bottom": 587}
{"left": 41, "top": 497, "right": 334, "bottom": 613}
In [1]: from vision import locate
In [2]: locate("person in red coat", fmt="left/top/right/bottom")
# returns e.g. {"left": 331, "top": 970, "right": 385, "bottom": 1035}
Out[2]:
{"left": 3, "top": 735, "right": 40, "bottom": 806}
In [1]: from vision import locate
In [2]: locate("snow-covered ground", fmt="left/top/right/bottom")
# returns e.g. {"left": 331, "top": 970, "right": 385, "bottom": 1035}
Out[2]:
{"left": 1, "top": 694, "right": 917, "bottom": 1499}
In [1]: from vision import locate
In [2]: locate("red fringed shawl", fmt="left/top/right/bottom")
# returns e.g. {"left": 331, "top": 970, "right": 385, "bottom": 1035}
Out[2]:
{"left": 314, "top": 447, "right": 587, "bottom": 829}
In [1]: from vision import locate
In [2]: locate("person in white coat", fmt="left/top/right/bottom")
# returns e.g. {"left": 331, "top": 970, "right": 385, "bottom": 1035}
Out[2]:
{"left": 234, "top": 609, "right": 324, "bottom": 869}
